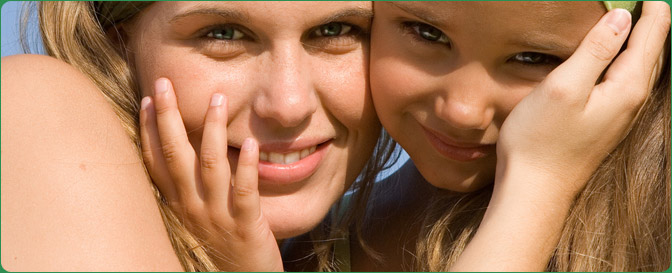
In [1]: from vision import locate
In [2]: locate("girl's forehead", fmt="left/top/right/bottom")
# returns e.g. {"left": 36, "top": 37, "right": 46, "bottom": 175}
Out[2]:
{"left": 383, "top": 1, "right": 605, "bottom": 29}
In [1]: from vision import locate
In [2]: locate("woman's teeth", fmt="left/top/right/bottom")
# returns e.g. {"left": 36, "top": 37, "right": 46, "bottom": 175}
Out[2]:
{"left": 259, "top": 146, "right": 317, "bottom": 164}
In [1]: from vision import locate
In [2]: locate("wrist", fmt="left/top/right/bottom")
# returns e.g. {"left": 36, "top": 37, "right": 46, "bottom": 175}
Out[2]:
{"left": 494, "top": 155, "right": 580, "bottom": 209}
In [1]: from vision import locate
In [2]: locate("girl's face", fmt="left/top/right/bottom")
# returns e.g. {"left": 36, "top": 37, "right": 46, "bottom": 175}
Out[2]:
{"left": 371, "top": 2, "right": 605, "bottom": 192}
{"left": 126, "top": 1, "right": 379, "bottom": 239}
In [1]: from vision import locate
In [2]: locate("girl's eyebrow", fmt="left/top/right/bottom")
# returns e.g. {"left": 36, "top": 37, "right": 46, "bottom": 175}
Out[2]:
{"left": 388, "top": 2, "right": 447, "bottom": 29}
{"left": 170, "top": 7, "right": 250, "bottom": 24}
{"left": 508, "top": 34, "right": 575, "bottom": 55}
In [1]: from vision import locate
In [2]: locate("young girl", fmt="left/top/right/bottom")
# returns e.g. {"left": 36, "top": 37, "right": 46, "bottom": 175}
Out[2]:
{"left": 2, "top": 2, "right": 395, "bottom": 271}
{"left": 341, "top": 1, "right": 669, "bottom": 271}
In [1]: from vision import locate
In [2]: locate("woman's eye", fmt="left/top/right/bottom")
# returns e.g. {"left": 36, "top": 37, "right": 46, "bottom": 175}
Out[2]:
{"left": 511, "top": 52, "right": 563, "bottom": 66}
{"left": 313, "top": 22, "right": 353, "bottom": 37}
{"left": 206, "top": 26, "right": 244, "bottom": 40}
{"left": 409, "top": 22, "right": 450, "bottom": 44}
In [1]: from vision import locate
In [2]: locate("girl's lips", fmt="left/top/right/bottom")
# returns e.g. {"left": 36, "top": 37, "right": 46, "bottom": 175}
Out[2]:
{"left": 228, "top": 140, "right": 331, "bottom": 185}
{"left": 420, "top": 125, "right": 495, "bottom": 162}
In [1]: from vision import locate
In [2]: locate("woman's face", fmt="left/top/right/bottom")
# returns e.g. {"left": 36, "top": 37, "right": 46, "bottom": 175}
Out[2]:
{"left": 126, "top": 1, "right": 379, "bottom": 239}
{"left": 371, "top": 2, "right": 605, "bottom": 192}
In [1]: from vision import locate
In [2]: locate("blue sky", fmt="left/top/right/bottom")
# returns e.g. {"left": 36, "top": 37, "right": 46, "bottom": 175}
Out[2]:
{"left": 2, "top": 1, "right": 42, "bottom": 57}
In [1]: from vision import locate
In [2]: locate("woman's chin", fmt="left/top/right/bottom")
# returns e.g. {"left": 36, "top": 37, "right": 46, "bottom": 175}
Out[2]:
{"left": 267, "top": 214, "right": 323, "bottom": 239}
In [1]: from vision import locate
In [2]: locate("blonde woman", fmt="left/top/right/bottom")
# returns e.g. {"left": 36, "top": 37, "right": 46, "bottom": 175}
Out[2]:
{"left": 1, "top": 1, "right": 394, "bottom": 271}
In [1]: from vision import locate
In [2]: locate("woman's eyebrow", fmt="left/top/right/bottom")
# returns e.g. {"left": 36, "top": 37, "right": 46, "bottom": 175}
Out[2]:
{"left": 169, "top": 7, "right": 250, "bottom": 24}
{"left": 316, "top": 7, "right": 373, "bottom": 25}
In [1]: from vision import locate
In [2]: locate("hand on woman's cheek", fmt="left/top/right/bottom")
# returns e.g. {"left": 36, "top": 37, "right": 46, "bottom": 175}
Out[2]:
{"left": 140, "top": 78, "right": 283, "bottom": 272}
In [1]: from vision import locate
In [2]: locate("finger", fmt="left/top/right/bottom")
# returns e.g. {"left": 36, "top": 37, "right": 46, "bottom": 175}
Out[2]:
{"left": 545, "top": 8, "right": 632, "bottom": 98}
{"left": 200, "top": 93, "right": 232, "bottom": 204}
{"left": 231, "top": 138, "right": 261, "bottom": 224}
{"left": 140, "top": 96, "right": 179, "bottom": 202}
{"left": 602, "top": 2, "right": 670, "bottom": 94}
{"left": 153, "top": 78, "right": 202, "bottom": 202}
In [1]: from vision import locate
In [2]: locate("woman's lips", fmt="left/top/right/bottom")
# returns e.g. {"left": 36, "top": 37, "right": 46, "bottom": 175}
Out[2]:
{"left": 228, "top": 140, "right": 331, "bottom": 185}
{"left": 420, "top": 125, "right": 494, "bottom": 162}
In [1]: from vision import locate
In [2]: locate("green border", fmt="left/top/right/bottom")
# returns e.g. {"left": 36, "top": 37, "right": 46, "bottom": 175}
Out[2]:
{"left": 0, "top": 1, "right": 671, "bottom": 272}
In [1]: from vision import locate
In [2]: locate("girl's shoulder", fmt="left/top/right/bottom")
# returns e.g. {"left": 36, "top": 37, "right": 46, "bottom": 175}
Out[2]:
{"left": 1, "top": 54, "right": 182, "bottom": 271}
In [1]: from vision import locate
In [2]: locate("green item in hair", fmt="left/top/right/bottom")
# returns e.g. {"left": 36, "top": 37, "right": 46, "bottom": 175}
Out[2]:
{"left": 603, "top": 1, "right": 638, "bottom": 12}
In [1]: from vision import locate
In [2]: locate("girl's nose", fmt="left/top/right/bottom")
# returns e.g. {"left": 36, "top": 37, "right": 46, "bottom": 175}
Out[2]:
{"left": 435, "top": 63, "right": 495, "bottom": 131}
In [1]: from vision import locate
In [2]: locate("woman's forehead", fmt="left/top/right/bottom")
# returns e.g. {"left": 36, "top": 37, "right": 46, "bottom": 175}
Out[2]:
{"left": 145, "top": 1, "right": 372, "bottom": 25}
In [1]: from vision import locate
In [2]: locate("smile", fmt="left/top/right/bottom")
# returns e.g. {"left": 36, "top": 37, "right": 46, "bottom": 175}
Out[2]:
{"left": 259, "top": 146, "right": 317, "bottom": 165}
{"left": 228, "top": 140, "right": 332, "bottom": 185}
{"left": 419, "top": 125, "right": 495, "bottom": 162}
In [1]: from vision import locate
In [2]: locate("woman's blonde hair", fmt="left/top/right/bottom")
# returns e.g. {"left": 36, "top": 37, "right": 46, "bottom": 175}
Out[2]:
{"left": 413, "top": 34, "right": 671, "bottom": 272}
{"left": 31, "top": 2, "right": 218, "bottom": 270}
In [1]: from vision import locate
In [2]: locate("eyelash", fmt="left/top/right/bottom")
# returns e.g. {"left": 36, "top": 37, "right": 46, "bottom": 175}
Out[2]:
{"left": 201, "top": 24, "right": 252, "bottom": 42}
{"left": 401, "top": 21, "right": 451, "bottom": 48}
{"left": 310, "top": 22, "right": 361, "bottom": 38}
{"left": 509, "top": 52, "right": 563, "bottom": 67}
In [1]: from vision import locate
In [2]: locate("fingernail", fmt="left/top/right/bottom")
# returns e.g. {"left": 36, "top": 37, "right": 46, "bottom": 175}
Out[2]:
{"left": 155, "top": 78, "right": 169, "bottom": 94}
{"left": 606, "top": 9, "right": 631, "bottom": 33}
{"left": 141, "top": 96, "right": 151, "bottom": 110}
{"left": 210, "top": 93, "right": 224, "bottom": 107}
{"left": 242, "top": 138, "right": 256, "bottom": 151}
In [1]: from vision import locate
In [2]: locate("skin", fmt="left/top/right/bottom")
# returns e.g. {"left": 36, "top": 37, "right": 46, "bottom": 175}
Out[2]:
{"left": 1, "top": 55, "right": 183, "bottom": 270}
{"left": 347, "top": 1, "right": 670, "bottom": 271}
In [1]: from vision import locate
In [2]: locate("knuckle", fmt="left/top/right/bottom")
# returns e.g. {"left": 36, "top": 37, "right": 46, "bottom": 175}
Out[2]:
{"left": 153, "top": 103, "right": 177, "bottom": 116}
{"left": 586, "top": 38, "right": 616, "bottom": 62}
{"left": 233, "top": 184, "right": 256, "bottom": 198}
{"left": 141, "top": 148, "right": 154, "bottom": 165}
{"left": 541, "top": 80, "right": 584, "bottom": 106}
{"left": 199, "top": 148, "right": 220, "bottom": 170}
{"left": 161, "top": 139, "right": 183, "bottom": 164}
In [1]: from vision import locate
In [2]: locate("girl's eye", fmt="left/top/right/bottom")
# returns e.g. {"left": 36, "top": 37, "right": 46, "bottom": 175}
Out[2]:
{"left": 206, "top": 26, "right": 244, "bottom": 40}
{"left": 511, "top": 52, "right": 563, "bottom": 66}
{"left": 313, "top": 22, "right": 353, "bottom": 37}
{"left": 409, "top": 22, "right": 450, "bottom": 44}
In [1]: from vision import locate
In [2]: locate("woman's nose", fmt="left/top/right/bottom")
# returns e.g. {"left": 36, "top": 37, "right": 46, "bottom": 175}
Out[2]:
{"left": 253, "top": 42, "right": 318, "bottom": 128}
{"left": 435, "top": 64, "right": 496, "bottom": 131}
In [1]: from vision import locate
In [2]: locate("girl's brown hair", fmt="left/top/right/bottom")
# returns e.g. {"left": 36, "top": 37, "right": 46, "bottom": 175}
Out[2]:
{"left": 28, "top": 1, "right": 396, "bottom": 271}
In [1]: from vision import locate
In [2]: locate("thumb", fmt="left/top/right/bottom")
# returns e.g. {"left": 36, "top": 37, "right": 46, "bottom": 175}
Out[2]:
{"left": 545, "top": 8, "right": 632, "bottom": 99}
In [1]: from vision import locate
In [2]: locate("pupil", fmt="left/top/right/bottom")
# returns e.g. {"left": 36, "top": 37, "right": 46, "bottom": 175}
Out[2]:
{"left": 522, "top": 53, "right": 542, "bottom": 63}
{"left": 215, "top": 28, "right": 234, "bottom": 39}
{"left": 321, "top": 23, "right": 342, "bottom": 36}
{"left": 419, "top": 25, "right": 441, "bottom": 41}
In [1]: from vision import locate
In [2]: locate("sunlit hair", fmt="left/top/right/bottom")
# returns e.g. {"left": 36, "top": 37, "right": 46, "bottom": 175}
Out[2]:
{"left": 27, "top": 1, "right": 218, "bottom": 270}
{"left": 412, "top": 25, "right": 671, "bottom": 273}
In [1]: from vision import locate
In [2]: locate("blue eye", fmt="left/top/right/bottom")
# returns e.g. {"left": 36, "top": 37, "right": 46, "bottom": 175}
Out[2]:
{"left": 409, "top": 22, "right": 450, "bottom": 44}
{"left": 206, "top": 26, "right": 244, "bottom": 40}
{"left": 313, "top": 22, "right": 353, "bottom": 37}
{"left": 512, "top": 52, "right": 562, "bottom": 66}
